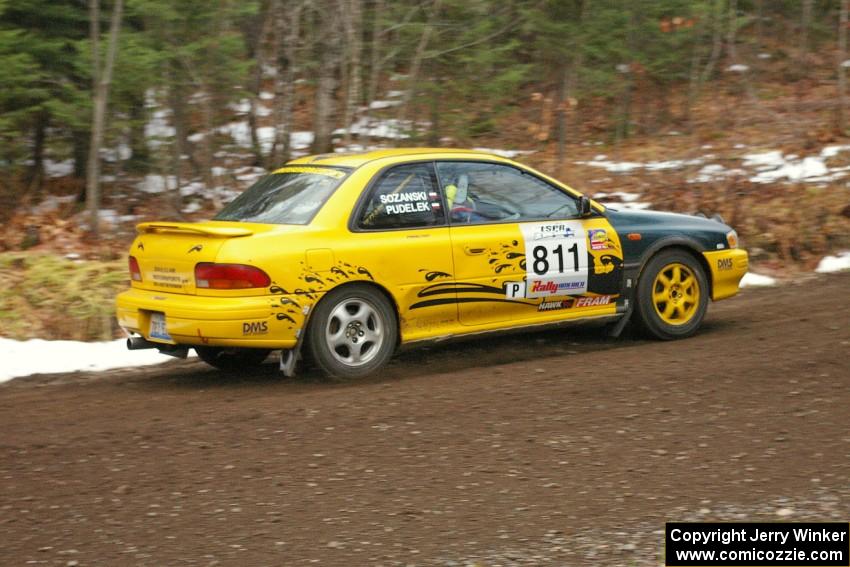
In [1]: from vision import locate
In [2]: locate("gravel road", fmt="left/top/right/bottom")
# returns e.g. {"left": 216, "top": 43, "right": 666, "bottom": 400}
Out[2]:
{"left": 2, "top": 272, "right": 849, "bottom": 566}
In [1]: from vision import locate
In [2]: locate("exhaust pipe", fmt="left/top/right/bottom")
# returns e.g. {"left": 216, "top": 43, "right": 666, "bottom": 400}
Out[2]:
{"left": 126, "top": 336, "right": 189, "bottom": 359}
{"left": 127, "top": 336, "right": 157, "bottom": 350}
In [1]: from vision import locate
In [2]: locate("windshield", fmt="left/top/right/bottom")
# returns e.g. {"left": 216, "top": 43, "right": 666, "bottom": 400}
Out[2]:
{"left": 215, "top": 166, "right": 349, "bottom": 225}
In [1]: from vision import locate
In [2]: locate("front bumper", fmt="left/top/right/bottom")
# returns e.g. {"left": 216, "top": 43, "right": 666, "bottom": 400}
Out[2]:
{"left": 702, "top": 248, "right": 749, "bottom": 301}
{"left": 115, "top": 287, "right": 306, "bottom": 349}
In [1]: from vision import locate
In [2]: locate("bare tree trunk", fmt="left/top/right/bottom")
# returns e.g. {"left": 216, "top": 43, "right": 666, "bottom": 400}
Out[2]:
{"left": 272, "top": 0, "right": 302, "bottom": 164}
{"left": 27, "top": 110, "right": 49, "bottom": 195}
{"left": 554, "top": 65, "right": 568, "bottom": 166}
{"left": 361, "top": 0, "right": 385, "bottom": 148}
{"left": 799, "top": 0, "right": 814, "bottom": 80}
{"left": 396, "top": 0, "right": 442, "bottom": 143}
{"left": 168, "top": 59, "right": 187, "bottom": 217}
{"left": 86, "top": 0, "right": 124, "bottom": 238}
{"left": 312, "top": 1, "right": 342, "bottom": 154}
{"left": 838, "top": 0, "right": 850, "bottom": 134}
{"left": 248, "top": 0, "right": 272, "bottom": 166}
{"left": 555, "top": 1, "right": 585, "bottom": 169}
{"left": 342, "top": 0, "right": 363, "bottom": 146}
{"left": 699, "top": 0, "right": 725, "bottom": 87}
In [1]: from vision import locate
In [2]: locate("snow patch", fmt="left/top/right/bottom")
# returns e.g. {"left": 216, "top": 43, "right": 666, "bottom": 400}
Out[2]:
{"left": 739, "top": 272, "right": 777, "bottom": 287}
{"left": 0, "top": 337, "right": 195, "bottom": 383}
{"left": 137, "top": 175, "right": 177, "bottom": 194}
{"left": 43, "top": 159, "right": 74, "bottom": 178}
{"left": 726, "top": 64, "right": 750, "bottom": 73}
{"left": 471, "top": 148, "right": 535, "bottom": 159}
{"left": 576, "top": 157, "right": 702, "bottom": 174}
{"left": 145, "top": 108, "right": 175, "bottom": 145}
{"left": 368, "top": 99, "right": 401, "bottom": 110}
{"left": 291, "top": 131, "right": 314, "bottom": 150}
{"left": 815, "top": 251, "right": 850, "bottom": 273}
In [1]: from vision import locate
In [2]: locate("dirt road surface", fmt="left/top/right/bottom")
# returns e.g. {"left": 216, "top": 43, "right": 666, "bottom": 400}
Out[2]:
{"left": 2, "top": 272, "right": 849, "bottom": 566}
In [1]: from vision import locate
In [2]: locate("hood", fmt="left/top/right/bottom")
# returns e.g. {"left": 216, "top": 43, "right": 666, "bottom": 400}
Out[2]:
{"left": 604, "top": 207, "right": 730, "bottom": 232}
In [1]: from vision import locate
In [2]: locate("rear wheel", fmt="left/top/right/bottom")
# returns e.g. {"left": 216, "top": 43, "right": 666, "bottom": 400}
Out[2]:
{"left": 195, "top": 347, "right": 270, "bottom": 371}
{"left": 635, "top": 250, "right": 708, "bottom": 340}
{"left": 307, "top": 284, "right": 397, "bottom": 379}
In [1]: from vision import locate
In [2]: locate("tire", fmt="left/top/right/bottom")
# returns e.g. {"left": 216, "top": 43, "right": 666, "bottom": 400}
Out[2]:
{"left": 634, "top": 249, "right": 709, "bottom": 340}
{"left": 306, "top": 284, "right": 398, "bottom": 379}
{"left": 195, "top": 346, "right": 271, "bottom": 372}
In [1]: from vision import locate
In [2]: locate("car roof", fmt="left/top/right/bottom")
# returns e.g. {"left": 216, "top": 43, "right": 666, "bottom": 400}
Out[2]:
{"left": 278, "top": 148, "right": 513, "bottom": 170}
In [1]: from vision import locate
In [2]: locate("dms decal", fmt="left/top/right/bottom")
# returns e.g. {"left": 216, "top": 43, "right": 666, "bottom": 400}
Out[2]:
{"left": 717, "top": 257, "right": 733, "bottom": 271}
{"left": 242, "top": 321, "right": 269, "bottom": 335}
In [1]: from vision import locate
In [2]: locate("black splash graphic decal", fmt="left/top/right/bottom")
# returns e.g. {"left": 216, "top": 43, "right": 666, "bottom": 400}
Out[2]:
{"left": 356, "top": 267, "right": 374, "bottom": 280}
{"left": 276, "top": 313, "right": 296, "bottom": 324}
{"left": 294, "top": 288, "right": 317, "bottom": 300}
{"left": 269, "top": 284, "right": 289, "bottom": 295}
{"left": 483, "top": 241, "right": 525, "bottom": 275}
{"left": 586, "top": 253, "right": 623, "bottom": 296}
{"left": 187, "top": 244, "right": 203, "bottom": 254}
{"left": 411, "top": 297, "right": 536, "bottom": 310}
{"left": 410, "top": 281, "right": 536, "bottom": 310}
{"left": 330, "top": 266, "right": 349, "bottom": 279}
{"left": 420, "top": 269, "right": 452, "bottom": 282}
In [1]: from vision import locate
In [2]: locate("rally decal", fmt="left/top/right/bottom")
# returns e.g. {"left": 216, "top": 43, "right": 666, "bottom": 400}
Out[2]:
{"left": 520, "top": 221, "right": 588, "bottom": 297}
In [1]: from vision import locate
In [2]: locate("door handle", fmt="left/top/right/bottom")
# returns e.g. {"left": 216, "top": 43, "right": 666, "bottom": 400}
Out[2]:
{"left": 464, "top": 246, "right": 486, "bottom": 255}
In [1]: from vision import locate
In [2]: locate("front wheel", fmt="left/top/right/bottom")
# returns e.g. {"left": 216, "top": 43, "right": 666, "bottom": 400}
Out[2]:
{"left": 195, "top": 347, "right": 271, "bottom": 371}
{"left": 634, "top": 250, "right": 709, "bottom": 340}
{"left": 306, "top": 284, "right": 398, "bottom": 379}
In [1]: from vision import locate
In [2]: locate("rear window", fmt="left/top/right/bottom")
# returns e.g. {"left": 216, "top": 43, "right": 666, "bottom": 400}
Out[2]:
{"left": 215, "top": 166, "right": 349, "bottom": 225}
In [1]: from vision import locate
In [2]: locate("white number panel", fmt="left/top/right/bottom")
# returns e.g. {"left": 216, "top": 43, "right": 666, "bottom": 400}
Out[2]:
{"left": 519, "top": 221, "right": 588, "bottom": 298}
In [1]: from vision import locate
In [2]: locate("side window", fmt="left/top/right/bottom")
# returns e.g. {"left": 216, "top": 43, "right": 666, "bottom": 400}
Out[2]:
{"left": 436, "top": 161, "right": 579, "bottom": 224}
{"left": 358, "top": 163, "right": 445, "bottom": 229}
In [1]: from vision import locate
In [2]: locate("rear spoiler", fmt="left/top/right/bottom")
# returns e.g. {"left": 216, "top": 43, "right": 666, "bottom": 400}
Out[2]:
{"left": 136, "top": 222, "right": 254, "bottom": 237}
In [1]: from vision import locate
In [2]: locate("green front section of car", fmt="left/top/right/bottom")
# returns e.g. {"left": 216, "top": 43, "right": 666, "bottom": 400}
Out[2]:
{"left": 604, "top": 208, "right": 733, "bottom": 265}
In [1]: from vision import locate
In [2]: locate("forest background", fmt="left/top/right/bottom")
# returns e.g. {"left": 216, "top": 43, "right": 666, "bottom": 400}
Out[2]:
{"left": 1, "top": 0, "right": 849, "bottom": 340}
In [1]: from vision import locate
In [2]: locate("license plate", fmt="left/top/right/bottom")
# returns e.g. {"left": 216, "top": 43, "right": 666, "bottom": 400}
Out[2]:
{"left": 149, "top": 312, "right": 172, "bottom": 342}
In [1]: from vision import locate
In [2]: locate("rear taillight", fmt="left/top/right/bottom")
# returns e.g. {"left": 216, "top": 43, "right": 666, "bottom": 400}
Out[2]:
{"left": 195, "top": 263, "right": 271, "bottom": 289}
{"left": 129, "top": 256, "right": 142, "bottom": 282}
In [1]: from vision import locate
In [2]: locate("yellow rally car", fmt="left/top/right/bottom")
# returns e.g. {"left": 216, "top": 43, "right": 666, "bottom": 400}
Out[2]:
{"left": 116, "top": 149, "right": 748, "bottom": 378}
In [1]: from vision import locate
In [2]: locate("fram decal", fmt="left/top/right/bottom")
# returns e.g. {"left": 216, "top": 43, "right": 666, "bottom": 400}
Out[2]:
{"left": 242, "top": 321, "right": 268, "bottom": 335}
{"left": 537, "top": 294, "right": 615, "bottom": 312}
{"left": 573, "top": 295, "right": 614, "bottom": 307}
{"left": 717, "top": 257, "right": 734, "bottom": 271}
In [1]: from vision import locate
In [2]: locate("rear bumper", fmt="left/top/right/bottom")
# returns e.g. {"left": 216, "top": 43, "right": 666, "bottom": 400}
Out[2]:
{"left": 702, "top": 248, "right": 749, "bottom": 301}
{"left": 115, "top": 288, "right": 305, "bottom": 349}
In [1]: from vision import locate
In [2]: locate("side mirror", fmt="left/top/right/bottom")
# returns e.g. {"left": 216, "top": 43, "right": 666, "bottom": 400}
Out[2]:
{"left": 578, "top": 196, "right": 592, "bottom": 217}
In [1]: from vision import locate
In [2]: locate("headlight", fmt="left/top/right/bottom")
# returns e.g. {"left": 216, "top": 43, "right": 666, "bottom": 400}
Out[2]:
{"left": 726, "top": 230, "right": 738, "bottom": 249}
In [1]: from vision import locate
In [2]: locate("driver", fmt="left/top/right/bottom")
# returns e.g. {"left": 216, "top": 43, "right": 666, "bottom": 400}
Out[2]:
{"left": 445, "top": 174, "right": 485, "bottom": 222}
